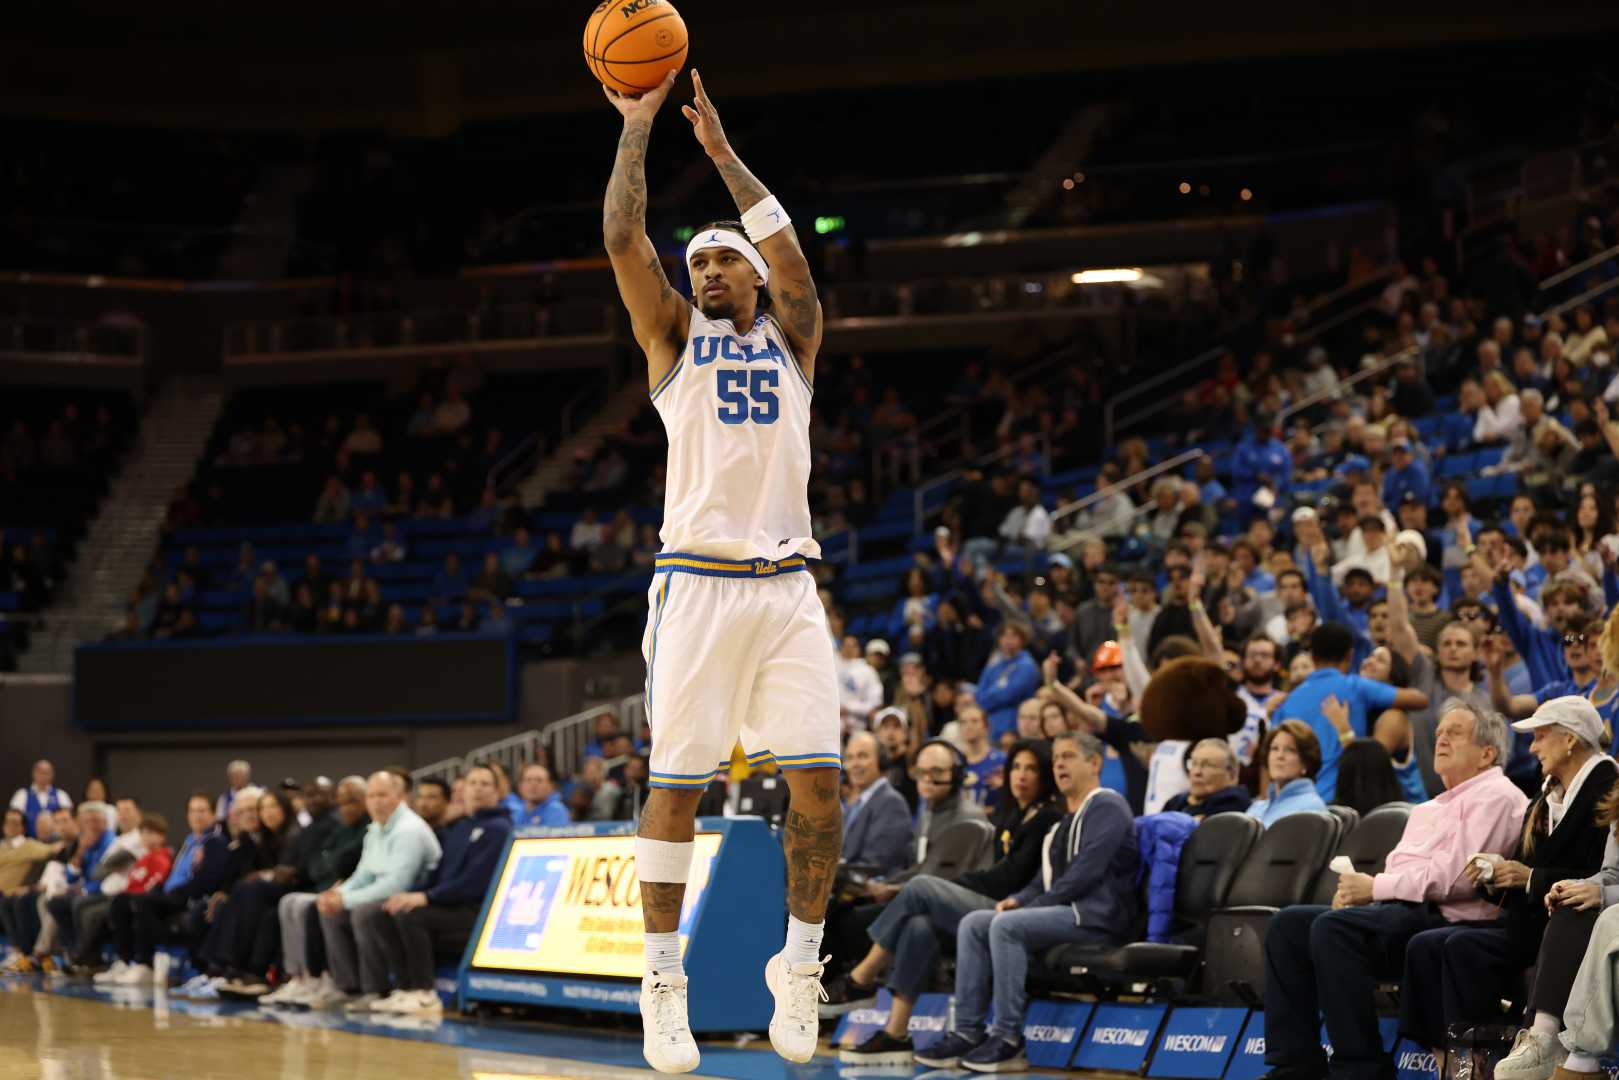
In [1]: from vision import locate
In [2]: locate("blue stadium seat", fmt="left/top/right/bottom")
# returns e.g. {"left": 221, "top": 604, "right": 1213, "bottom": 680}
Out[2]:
{"left": 845, "top": 556, "right": 914, "bottom": 583}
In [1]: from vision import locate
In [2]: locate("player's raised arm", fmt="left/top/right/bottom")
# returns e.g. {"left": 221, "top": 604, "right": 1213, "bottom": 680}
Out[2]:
{"left": 681, "top": 70, "right": 823, "bottom": 374}
{"left": 602, "top": 70, "right": 691, "bottom": 380}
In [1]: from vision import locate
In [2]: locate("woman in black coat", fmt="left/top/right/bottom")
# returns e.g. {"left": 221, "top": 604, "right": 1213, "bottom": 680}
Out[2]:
{"left": 1399, "top": 700, "right": 1617, "bottom": 1054}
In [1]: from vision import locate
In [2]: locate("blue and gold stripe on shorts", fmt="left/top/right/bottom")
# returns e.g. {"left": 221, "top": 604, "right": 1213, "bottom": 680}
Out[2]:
{"left": 654, "top": 551, "right": 809, "bottom": 579}
{"left": 648, "top": 766, "right": 722, "bottom": 790}
{"left": 718, "top": 749, "right": 842, "bottom": 772}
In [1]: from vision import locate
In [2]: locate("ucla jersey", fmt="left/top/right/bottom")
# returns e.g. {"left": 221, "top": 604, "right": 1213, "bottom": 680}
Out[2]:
{"left": 650, "top": 307, "right": 818, "bottom": 562}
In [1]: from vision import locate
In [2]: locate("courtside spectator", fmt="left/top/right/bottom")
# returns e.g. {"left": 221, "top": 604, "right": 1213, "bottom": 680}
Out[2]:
{"left": 104, "top": 794, "right": 231, "bottom": 985}
{"left": 829, "top": 741, "right": 1060, "bottom": 1061}
{"left": 360, "top": 764, "right": 513, "bottom": 1015}
{"left": 10, "top": 760, "right": 72, "bottom": 839}
{"left": 917, "top": 732, "right": 1137, "bottom": 1072}
{"left": 826, "top": 741, "right": 988, "bottom": 970}
{"left": 509, "top": 763, "right": 569, "bottom": 828}
{"left": 1261, "top": 703, "right": 1527, "bottom": 1080}
{"left": 0, "top": 809, "right": 73, "bottom": 972}
{"left": 1403, "top": 697, "right": 1614, "bottom": 1071}
{"left": 1162, "top": 738, "right": 1252, "bottom": 817}
{"left": 0, "top": 808, "right": 53, "bottom": 894}
{"left": 842, "top": 732, "right": 913, "bottom": 879}
{"left": 216, "top": 760, "right": 253, "bottom": 821}
{"left": 88, "top": 815, "right": 173, "bottom": 983}
{"left": 41, "top": 802, "right": 115, "bottom": 964}
{"left": 414, "top": 779, "right": 450, "bottom": 831}
{"left": 1246, "top": 720, "right": 1329, "bottom": 826}
{"left": 314, "top": 771, "right": 442, "bottom": 1010}
{"left": 261, "top": 777, "right": 369, "bottom": 1006}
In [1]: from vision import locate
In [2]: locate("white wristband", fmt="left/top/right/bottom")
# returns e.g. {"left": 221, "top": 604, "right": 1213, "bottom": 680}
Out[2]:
{"left": 742, "top": 196, "right": 790, "bottom": 244}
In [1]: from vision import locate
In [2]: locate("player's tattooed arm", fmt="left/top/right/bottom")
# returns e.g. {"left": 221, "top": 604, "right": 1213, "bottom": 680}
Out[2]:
{"left": 600, "top": 72, "right": 688, "bottom": 357}
{"left": 684, "top": 70, "right": 823, "bottom": 364}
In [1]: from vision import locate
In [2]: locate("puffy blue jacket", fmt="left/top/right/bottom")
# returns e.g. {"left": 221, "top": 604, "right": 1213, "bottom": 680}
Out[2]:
{"left": 1134, "top": 812, "right": 1198, "bottom": 943}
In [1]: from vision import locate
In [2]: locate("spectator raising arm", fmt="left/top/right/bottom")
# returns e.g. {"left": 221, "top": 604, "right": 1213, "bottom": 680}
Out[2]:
{"left": 1490, "top": 557, "right": 1568, "bottom": 686}
{"left": 1114, "top": 596, "right": 1151, "bottom": 700}
{"left": 1185, "top": 568, "right": 1225, "bottom": 661}
{"left": 1384, "top": 546, "right": 1420, "bottom": 665}
{"left": 1482, "top": 632, "right": 1538, "bottom": 720}
{"left": 1041, "top": 652, "right": 1106, "bottom": 731}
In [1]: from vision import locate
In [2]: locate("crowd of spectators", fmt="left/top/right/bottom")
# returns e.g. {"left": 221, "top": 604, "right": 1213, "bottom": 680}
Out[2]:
{"left": 793, "top": 240, "right": 1619, "bottom": 1069}
{"left": 0, "top": 753, "right": 601, "bottom": 1018}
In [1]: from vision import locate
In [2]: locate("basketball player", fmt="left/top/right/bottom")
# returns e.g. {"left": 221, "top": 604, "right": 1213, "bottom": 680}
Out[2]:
{"left": 602, "top": 69, "right": 842, "bottom": 1073}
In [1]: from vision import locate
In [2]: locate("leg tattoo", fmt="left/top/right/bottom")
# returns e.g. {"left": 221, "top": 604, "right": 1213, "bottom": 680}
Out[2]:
{"left": 781, "top": 768, "right": 843, "bottom": 923}
{"left": 638, "top": 788, "right": 701, "bottom": 934}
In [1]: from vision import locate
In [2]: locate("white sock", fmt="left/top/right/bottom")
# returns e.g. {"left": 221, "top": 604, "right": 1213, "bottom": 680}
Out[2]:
{"left": 1532, "top": 1011, "right": 1561, "bottom": 1038}
{"left": 784, "top": 915, "right": 824, "bottom": 968}
{"left": 645, "top": 931, "right": 683, "bottom": 978}
{"left": 1565, "top": 1052, "right": 1599, "bottom": 1072}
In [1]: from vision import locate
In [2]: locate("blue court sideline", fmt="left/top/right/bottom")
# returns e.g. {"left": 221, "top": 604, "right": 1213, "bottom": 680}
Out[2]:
{"left": 15, "top": 974, "right": 1074, "bottom": 1079}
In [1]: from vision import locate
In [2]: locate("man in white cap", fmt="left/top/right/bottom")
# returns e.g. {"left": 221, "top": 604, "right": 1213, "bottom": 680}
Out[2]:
{"left": 865, "top": 639, "right": 897, "bottom": 704}
{"left": 1434, "top": 696, "right": 1615, "bottom": 1080}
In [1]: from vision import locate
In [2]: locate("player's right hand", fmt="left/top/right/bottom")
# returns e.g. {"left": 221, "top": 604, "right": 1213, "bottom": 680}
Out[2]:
{"left": 603, "top": 69, "right": 677, "bottom": 122}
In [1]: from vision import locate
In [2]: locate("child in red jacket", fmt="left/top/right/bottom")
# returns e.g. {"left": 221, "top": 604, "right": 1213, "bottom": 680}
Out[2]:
{"left": 124, "top": 814, "right": 174, "bottom": 895}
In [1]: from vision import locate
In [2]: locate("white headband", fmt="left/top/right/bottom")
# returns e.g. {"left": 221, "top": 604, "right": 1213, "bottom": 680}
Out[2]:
{"left": 685, "top": 228, "right": 769, "bottom": 287}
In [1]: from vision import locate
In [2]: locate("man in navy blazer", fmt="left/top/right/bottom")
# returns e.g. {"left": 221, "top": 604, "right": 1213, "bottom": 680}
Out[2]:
{"left": 918, "top": 731, "right": 1139, "bottom": 1073}
{"left": 841, "top": 732, "right": 913, "bottom": 879}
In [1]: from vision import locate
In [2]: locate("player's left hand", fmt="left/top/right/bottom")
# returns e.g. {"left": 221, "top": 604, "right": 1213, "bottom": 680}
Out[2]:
{"left": 680, "top": 70, "right": 733, "bottom": 158}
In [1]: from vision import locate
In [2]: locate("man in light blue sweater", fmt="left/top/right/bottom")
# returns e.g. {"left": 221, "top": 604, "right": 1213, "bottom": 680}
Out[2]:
{"left": 315, "top": 771, "right": 441, "bottom": 1010}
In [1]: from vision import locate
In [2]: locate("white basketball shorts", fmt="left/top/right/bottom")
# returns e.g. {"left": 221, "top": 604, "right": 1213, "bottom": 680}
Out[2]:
{"left": 641, "top": 551, "right": 841, "bottom": 790}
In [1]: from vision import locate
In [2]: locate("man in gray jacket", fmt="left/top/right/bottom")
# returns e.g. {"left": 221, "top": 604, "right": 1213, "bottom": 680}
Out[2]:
{"left": 918, "top": 732, "right": 1139, "bottom": 1073}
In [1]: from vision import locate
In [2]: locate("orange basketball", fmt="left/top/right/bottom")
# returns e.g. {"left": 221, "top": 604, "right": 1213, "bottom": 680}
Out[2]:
{"left": 583, "top": 0, "right": 689, "bottom": 96}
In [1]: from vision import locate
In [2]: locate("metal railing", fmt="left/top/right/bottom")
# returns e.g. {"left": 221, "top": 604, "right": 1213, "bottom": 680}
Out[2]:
{"left": 222, "top": 301, "right": 619, "bottom": 358}
{"left": 1048, "top": 449, "right": 1205, "bottom": 527}
{"left": 1102, "top": 346, "right": 1223, "bottom": 446}
{"left": 1276, "top": 344, "right": 1418, "bottom": 426}
{"left": 1051, "top": 498, "right": 1155, "bottom": 554}
{"left": 1537, "top": 241, "right": 1619, "bottom": 295}
{"left": 0, "top": 317, "right": 146, "bottom": 360}
{"left": 910, "top": 433, "right": 1051, "bottom": 535}
{"left": 1537, "top": 268, "right": 1619, "bottom": 323}
{"left": 409, "top": 693, "right": 645, "bottom": 789}
{"left": 1100, "top": 265, "right": 1398, "bottom": 445}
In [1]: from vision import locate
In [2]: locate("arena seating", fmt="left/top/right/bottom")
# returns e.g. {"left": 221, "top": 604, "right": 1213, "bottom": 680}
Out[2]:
{"left": 1, "top": 387, "right": 138, "bottom": 665}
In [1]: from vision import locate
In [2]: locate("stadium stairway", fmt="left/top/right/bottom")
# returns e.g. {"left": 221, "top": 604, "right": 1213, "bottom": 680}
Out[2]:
{"left": 20, "top": 376, "right": 225, "bottom": 673}
{"left": 517, "top": 379, "right": 651, "bottom": 509}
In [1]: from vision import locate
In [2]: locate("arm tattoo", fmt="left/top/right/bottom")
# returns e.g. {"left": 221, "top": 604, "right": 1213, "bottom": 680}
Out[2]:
{"left": 773, "top": 276, "right": 819, "bottom": 345}
{"left": 713, "top": 155, "right": 770, "bottom": 214}
{"left": 645, "top": 252, "right": 673, "bottom": 303}
{"left": 782, "top": 806, "right": 842, "bottom": 922}
{"left": 603, "top": 120, "right": 651, "bottom": 255}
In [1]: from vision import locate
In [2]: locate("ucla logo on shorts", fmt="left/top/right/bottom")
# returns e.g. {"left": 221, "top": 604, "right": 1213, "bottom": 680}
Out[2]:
{"left": 752, "top": 560, "right": 773, "bottom": 575}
